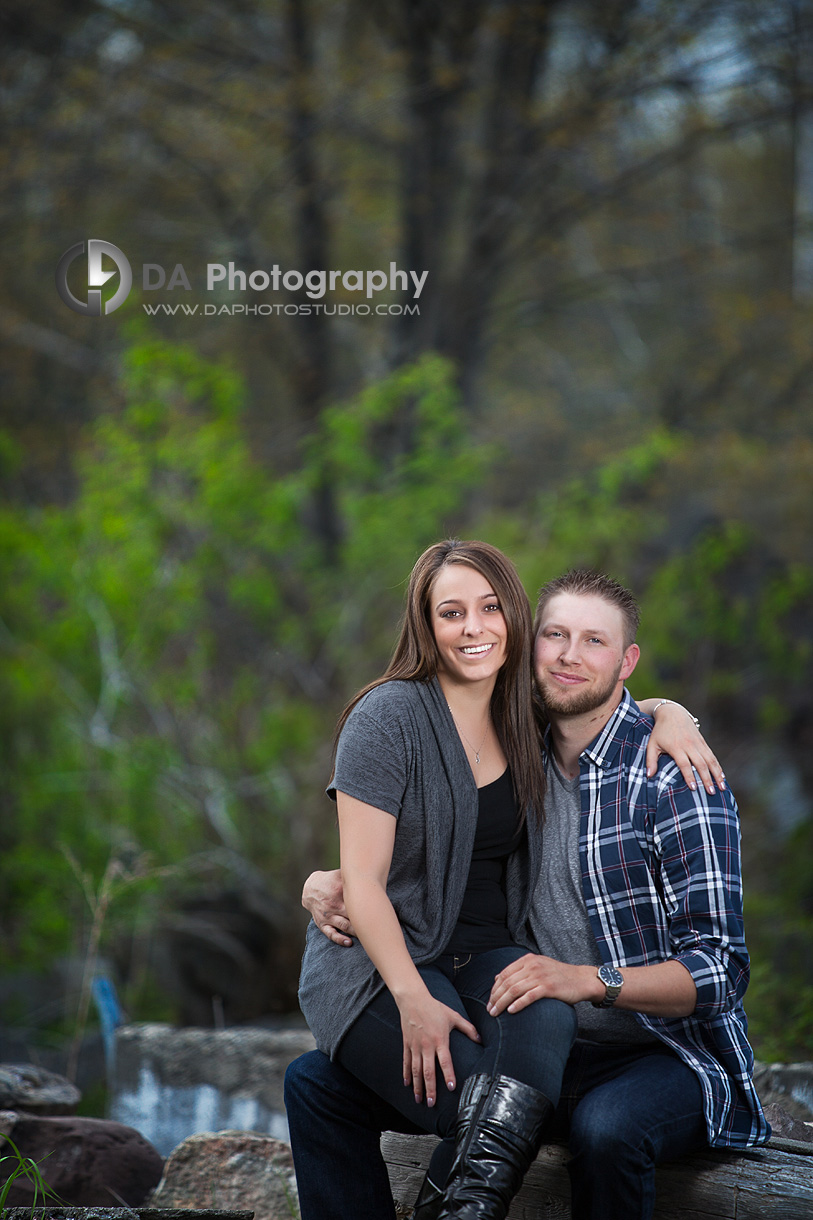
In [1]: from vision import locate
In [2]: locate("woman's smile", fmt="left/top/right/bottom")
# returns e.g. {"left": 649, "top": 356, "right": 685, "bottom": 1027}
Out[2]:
{"left": 430, "top": 564, "right": 508, "bottom": 687}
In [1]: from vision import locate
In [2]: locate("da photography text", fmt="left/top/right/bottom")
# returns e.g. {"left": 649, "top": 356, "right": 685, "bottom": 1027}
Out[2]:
{"left": 56, "top": 240, "right": 427, "bottom": 319}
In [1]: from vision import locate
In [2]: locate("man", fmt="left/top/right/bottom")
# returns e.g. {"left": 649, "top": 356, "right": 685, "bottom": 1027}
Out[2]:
{"left": 285, "top": 570, "right": 769, "bottom": 1220}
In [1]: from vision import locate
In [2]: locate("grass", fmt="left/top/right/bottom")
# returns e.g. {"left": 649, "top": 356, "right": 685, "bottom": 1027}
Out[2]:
{"left": 0, "top": 1132, "right": 61, "bottom": 1218}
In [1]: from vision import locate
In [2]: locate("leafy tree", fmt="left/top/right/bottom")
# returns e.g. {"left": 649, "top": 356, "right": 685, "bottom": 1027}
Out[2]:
{"left": 0, "top": 336, "right": 489, "bottom": 990}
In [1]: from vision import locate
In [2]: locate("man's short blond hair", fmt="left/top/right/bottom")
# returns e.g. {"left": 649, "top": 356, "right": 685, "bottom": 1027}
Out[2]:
{"left": 534, "top": 569, "right": 640, "bottom": 648}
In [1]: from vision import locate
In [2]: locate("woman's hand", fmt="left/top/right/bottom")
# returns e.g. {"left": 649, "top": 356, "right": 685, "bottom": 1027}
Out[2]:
{"left": 398, "top": 990, "right": 480, "bottom": 1108}
{"left": 643, "top": 699, "right": 725, "bottom": 794}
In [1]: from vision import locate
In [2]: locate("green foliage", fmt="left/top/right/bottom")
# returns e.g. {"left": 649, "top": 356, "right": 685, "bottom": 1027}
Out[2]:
{"left": 743, "top": 894, "right": 813, "bottom": 1063}
{"left": 0, "top": 1132, "right": 61, "bottom": 1216}
{"left": 2, "top": 334, "right": 813, "bottom": 1058}
{"left": 0, "top": 339, "right": 489, "bottom": 985}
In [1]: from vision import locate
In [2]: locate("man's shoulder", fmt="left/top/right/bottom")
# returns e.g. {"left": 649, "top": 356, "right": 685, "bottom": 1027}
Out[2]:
{"left": 601, "top": 691, "right": 655, "bottom": 755}
{"left": 605, "top": 694, "right": 687, "bottom": 790}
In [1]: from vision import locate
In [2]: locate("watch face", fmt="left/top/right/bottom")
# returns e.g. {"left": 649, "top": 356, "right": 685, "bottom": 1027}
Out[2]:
{"left": 598, "top": 964, "right": 623, "bottom": 988}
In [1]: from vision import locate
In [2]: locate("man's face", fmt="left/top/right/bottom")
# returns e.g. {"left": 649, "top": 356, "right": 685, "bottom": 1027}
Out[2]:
{"left": 534, "top": 592, "right": 640, "bottom": 718}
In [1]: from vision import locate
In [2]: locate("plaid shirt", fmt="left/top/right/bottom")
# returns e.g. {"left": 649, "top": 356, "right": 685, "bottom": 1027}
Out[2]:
{"left": 556, "top": 689, "right": 769, "bottom": 1149}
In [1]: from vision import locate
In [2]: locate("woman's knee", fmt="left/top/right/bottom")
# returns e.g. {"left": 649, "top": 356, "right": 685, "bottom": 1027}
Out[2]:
{"left": 492, "top": 999, "right": 577, "bottom": 1102}
{"left": 501, "top": 996, "right": 578, "bottom": 1053}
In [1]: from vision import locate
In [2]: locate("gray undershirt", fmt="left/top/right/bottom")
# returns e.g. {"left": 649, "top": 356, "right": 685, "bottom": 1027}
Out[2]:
{"left": 529, "top": 755, "right": 659, "bottom": 1044}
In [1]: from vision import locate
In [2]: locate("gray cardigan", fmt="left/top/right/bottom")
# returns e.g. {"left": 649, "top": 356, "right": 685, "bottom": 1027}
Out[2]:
{"left": 298, "top": 676, "right": 540, "bottom": 1058}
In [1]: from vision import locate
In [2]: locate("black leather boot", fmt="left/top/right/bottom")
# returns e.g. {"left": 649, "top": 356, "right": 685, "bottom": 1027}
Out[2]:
{"left": 436, "top": 1073, "right": 554, "bottom": 1219}
{"left": 412, "top": 1170, "right": 444, "bottom": 1219}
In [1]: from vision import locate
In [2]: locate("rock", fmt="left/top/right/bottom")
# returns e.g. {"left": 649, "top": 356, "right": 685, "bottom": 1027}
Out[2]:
{"left": 762, "top": 1102, "right": 813, "bottom": 1143}
{"left": 114, "top": 1025, "right": 315, "bottom": 1109}
{"left": 111, "top": 1024, "right": 315, "bottom": 1155}
{"left": 148, "top": 1130, "right": 297, "bottom": 1220}
{"left": 2, "top": 1113, "right": 164, "bottom": 1207}
{"left": 755, "top": 1061, "right": 813, "bottom": 1124}
{"left": 0, "top": 1064, "right": 81, "bottom": 1115}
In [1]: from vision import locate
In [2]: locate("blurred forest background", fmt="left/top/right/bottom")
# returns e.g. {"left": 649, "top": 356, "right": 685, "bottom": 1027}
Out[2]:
{"left": 1, "top": 0, "right": 812, "bottom": 1067}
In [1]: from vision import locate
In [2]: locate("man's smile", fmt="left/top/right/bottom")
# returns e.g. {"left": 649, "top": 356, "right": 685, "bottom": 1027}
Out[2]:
{"left": 548, "top": 670, "right": 587, "bottom": 685}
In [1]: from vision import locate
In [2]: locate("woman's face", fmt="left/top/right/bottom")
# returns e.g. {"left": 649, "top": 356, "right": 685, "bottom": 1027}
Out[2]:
{"left": 428, "top": 563, "right": 509, "bottom": 689}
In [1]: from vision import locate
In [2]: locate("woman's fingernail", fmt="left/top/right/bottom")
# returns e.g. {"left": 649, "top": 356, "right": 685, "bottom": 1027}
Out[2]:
{"left": 404, "top": 1078, "right": 410, "bottom": 1088}
{"left": 415, "top": 1093, "right": 421, "bottom": 1104}
{"left": 447, "top": 1080, "right": 455, "bottom": 1090}
{"left": 689, "top": 781, "right": 697, "bottom": 791}
{"left": 427, "top": 1097, "right": 435, "bottom": 1108}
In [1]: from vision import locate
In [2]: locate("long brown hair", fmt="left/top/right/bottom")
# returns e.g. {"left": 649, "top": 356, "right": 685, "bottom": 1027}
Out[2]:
{"left": 334, "top": 539, "right": 546, "bottom": 825}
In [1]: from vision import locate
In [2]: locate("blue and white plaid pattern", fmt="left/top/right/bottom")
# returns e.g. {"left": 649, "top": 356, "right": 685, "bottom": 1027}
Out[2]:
{"left": 564, "top": 690, "right": 769, "bottom": 1148}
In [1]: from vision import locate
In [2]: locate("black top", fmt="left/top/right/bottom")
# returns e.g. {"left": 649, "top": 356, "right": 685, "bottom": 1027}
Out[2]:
{"left": 443, "top": 768, "right": 524, "bottom": 954}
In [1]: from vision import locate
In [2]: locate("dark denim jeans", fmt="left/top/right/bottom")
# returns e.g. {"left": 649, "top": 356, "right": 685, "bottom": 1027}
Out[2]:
{"left": 551, "top": 1038, "right": 707, "bottom": 1220}
{"left": 284, "top": 1032, "right": 707, "bottom": 1220}
{"left": 286, "top": 946, "right": 577, "bottom": 1220}
{"left": 338, "top": 947, "right": 577, "bottom": 1141}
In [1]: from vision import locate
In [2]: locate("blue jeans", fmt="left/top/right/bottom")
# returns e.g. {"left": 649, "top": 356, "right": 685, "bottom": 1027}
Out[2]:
{"left": 338, "top": 948, "right": 577, "bottom": 1140}
{"left": 284, "top": 1034, "right": 707, "bottom": 1220}
{"left": 286, "top": 946, "right": 577, "bottom": 1220}
{"left": 551, "top": 1039, "right": 707, "bottom": 1220}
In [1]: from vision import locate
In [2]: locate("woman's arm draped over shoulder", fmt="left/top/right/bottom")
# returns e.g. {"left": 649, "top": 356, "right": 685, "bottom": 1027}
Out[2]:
{"left": 639, "top": 697, "right": 725, "bottom": 794}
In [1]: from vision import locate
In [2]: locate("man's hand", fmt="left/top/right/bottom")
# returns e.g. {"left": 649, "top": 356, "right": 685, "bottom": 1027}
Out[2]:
{"left": 487, "top": 953, "right": 598, "bottom": 1015}
{"left": 301, "top": 869, "right": 356, "bottom": 947}
{"left": 487, "top": 954, "right": 697, "bottom": 1018}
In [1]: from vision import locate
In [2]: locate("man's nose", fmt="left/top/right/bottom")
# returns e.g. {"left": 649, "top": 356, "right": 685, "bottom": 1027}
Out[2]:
{"left": 559, "top": 638, "right": 581, "bottom": 663}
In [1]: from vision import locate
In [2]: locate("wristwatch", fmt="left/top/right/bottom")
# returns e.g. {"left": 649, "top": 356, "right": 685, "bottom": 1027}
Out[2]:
{"left": 592, "top": 963, "right": 624, "bottom": 1008}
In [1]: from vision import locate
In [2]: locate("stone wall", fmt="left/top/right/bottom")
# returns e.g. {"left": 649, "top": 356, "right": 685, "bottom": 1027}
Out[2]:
{"left": 111, "top": 1024, "right": 315, "bottom": 1157}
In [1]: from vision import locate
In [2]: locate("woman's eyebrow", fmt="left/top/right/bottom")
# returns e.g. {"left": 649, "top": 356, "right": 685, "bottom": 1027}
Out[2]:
{"left": 436, "top": 592, "right": 497, "bottom": 608}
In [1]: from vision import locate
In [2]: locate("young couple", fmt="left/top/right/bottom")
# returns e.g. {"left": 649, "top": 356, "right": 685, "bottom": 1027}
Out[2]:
{"left": 286, "top": 540, "right": 769, "bottom": 1220}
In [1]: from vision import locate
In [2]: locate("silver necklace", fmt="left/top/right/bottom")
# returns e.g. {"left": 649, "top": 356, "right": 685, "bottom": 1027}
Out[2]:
{"left": 450, "top": 708, "right": 490, "bottom": 764}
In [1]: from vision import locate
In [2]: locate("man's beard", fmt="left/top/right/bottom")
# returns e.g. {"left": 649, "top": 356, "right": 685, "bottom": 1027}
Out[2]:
{"left": 537, "top": 664, "right": 623, "bottom": 717}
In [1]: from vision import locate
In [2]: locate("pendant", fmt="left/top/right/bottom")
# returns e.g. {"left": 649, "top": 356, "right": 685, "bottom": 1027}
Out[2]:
{"left": 474, "top": 752, "right": 480, "bottom": 764}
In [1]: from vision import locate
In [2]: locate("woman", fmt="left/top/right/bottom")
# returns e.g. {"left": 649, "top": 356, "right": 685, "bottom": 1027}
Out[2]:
{"left": 297, "top": 540, "right": 715, "bottom": 1220}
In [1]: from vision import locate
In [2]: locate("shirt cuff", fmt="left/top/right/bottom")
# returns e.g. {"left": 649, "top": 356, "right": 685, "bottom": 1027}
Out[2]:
{"left": 674, "top": 947, "right": 743, "bottom": 1018}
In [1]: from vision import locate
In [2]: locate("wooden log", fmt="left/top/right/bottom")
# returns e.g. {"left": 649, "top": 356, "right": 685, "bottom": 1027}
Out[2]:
{"left": 382, "top": 1131, "right": 813, "bottom": 1220}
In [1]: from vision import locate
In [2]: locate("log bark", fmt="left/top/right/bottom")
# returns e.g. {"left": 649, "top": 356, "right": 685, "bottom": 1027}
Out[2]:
{"left": 382, "top": 1130, "right": 813, "bottom": 1219}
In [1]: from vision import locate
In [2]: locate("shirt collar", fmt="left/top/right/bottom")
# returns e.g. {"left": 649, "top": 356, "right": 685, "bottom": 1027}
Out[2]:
{"left": 578, "top": 688, "right": 641, "bottom": 771}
